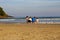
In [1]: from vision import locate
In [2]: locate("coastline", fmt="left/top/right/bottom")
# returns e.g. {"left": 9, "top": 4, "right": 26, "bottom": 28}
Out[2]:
{"left": 0, "top": 18, "right": 60, "bottom": 24}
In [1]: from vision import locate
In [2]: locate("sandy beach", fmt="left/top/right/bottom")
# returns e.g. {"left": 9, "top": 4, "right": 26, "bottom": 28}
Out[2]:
{"left": 0, "top": 23, "right": 60, "bottom": 40}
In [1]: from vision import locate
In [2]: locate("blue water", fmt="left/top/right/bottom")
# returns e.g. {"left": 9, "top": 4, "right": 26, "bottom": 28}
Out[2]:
{"left": 0, "top": 18, "right": 60, "bottom": 23}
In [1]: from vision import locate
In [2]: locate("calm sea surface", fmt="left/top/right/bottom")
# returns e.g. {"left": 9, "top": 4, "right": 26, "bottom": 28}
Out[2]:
{"left": 0, "top": 18, "right": 60, "bottom": 24}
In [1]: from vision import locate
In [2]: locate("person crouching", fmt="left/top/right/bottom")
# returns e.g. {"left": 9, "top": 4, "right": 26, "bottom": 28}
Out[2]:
{"left": 28, "top": 17, "right": 32, "bottom": 23}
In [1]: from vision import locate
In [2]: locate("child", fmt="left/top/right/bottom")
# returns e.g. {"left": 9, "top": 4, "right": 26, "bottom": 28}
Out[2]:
{"left": 36, "top": 17, "right": 39, "bottom": 23}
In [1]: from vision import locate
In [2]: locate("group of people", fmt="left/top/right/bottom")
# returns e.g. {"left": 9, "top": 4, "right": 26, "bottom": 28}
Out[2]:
{"left": 26, "top": 16, "right": 39, "bottom": 24}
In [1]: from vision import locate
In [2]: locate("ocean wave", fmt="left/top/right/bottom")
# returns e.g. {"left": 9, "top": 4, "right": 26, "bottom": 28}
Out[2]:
{"left": 0, "top": 18, "right": 60, "bottom": 23}
{"left": 0, "top": 19, "right": 16, "bottom": 21}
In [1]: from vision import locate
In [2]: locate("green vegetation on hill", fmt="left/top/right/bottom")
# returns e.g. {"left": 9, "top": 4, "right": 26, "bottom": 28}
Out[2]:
{"left": 0, "top": 7, "right": 8, "bottom": 16}
{"left": 0, "top": 7, "right": 12, "bottom": 18}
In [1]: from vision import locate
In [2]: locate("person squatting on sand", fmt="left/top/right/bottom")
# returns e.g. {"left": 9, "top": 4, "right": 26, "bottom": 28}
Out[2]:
{"left": 28, "top": 17, "right": 32, "bottom": 23}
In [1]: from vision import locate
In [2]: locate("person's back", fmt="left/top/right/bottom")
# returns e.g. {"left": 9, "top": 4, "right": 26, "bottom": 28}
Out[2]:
{"left": 29, "top": 17, "right": 32, "bottom": 21}
{"left": 32, "top": 17, "right": 36, "bottom": 23}
{"left": 28, "top": 17, "right": 32, "bottom": 23}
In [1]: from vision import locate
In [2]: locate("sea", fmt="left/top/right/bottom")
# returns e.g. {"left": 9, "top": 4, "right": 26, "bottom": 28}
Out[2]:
{"left": 0, "top": 17, "right": 60, "bottom": 24}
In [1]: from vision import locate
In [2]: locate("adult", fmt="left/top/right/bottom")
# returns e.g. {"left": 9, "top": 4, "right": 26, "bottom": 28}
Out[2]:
{"left": 32, "top": 17, "right": 36, "bottom": 23}
{"left": 26, "top": 16, "right": 29, "bottom": 23}
{"left": 28, "top": 17, "right": 32, "bottom": 23}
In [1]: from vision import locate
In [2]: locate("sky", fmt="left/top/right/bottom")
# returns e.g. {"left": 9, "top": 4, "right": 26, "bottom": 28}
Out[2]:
{"left": 0, "top": 0, "right": 60, "bottom": 17}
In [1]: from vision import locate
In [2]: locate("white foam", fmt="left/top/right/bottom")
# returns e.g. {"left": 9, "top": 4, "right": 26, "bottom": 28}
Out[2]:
{"left": 0, "top": 19, "right": 15, "bottom": 21}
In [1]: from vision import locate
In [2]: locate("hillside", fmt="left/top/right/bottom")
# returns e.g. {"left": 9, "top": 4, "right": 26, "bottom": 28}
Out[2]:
{"left": 0, "top": 7, "right": 12, "bottom": 18}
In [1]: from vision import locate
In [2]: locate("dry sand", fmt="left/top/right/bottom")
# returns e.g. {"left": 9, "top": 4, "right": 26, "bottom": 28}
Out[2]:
{"left": 0, "top": 23, "right": 60, "bottom": 40}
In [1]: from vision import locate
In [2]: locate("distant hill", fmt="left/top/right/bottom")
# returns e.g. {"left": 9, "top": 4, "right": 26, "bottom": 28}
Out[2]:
{"left": 0, "top": 7, "right": 12, "bottom": 18}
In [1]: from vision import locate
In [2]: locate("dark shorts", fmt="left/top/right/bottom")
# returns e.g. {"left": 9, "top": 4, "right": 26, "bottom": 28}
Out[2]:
{"left": 28, "top": 20, "right": 31, "bottom": 23}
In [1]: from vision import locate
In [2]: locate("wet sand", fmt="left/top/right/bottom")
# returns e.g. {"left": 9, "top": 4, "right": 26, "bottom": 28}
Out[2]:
{"left": 0, "top": 23, "right": 60, "bottom": 40}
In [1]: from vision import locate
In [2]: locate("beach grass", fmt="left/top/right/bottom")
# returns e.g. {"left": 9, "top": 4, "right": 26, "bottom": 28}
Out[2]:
{"left": 0, "top": 23, "right": 60, "bottom": 40}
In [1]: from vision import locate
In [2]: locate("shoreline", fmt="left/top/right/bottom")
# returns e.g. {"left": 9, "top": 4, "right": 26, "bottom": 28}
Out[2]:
{"left": 0, "top": 22, "right": 60, "bottom": 24}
